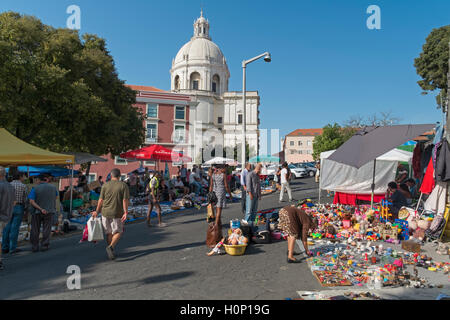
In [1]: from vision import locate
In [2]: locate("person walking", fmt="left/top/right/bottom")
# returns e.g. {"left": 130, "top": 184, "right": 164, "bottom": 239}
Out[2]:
{"left": 210, "top": 166, "right": 231, "bottom": 225}
{"left": 240, "top": 163, "right": 252, "bottom": 220}
{"left": 146, "top": 172, "right": 167, "bottom": 228}
{"left": 2, "top": 172, "right": 28, "bottom": 254}
{"left": 279, "top": 162, "right": 293, "bottom": 203}
{"left": 28, "top": 175, "right": 59, "bottom": 252}
{"left": 278, "top": 205, "right": 316, "bottom": 263}
{"left": 245, "top": 164, "right": 262, "bottom": 225}
{"left": 0, "top": 167, "right": 15, "bottom": 270}
{"left": 129, "top": 172, "right": 138, "bottom": 197}
{"left": 92, "top": 169, "right": 130, "bottom": 260}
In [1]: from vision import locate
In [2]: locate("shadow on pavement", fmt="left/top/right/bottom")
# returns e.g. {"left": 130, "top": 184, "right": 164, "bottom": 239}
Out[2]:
{"left": 116, "top": 241, "right": 206, "bottom": 262}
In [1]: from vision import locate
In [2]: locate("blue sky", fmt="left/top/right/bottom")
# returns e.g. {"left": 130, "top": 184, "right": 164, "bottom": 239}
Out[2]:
{"left": 1, "top": 0, "right": 449, "bottom": 143}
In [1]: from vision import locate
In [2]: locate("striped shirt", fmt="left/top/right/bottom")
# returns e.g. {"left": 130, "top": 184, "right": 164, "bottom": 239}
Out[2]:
{"left": 11, "top": 180, "right": 28, "bottom": 205}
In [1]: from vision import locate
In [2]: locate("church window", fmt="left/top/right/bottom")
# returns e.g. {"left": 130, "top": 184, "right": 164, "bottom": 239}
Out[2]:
{"left": 218, "top": 117, "right": 223, "bottom": 124}
{"left": 238, "top": 114, "right": 243, "bottom": 124}
{"left": 212, "top": 74, "right": 220, "bottom": 94}
{"left": 174, "top": 75, "right": 180, "bottom": 90}
{"left": 190, "top": 72, "right": 201, "bottom": 90}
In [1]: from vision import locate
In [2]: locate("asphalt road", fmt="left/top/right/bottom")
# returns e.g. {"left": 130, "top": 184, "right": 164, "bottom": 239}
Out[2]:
{"left": 0, "top": 177, "right": 329, "bottom": 300}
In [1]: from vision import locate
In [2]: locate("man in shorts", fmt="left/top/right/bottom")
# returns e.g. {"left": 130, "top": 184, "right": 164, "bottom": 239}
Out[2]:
{"left": 92, "top": 168, "right": 129, "bottom": 260}
{"left": 146, "top": 172, "right": 167, "bottom": 228}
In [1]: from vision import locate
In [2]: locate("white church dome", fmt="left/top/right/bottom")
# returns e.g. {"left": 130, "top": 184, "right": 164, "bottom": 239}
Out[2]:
{"left": 174, "top": 37, "right": 226, "bottom": 67}
{"left": 171, "top": 11, "right": 230, "bottom": 93}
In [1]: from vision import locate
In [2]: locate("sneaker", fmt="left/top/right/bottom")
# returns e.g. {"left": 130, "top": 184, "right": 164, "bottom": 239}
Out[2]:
{"left": 157, "top": 223, "right": 168, "bottom": 228}
{"left": 241, "top": 219, "right": 249, "bottom": 226}
{"left": 106, "top": 246, "right": 115, "bottom": 260}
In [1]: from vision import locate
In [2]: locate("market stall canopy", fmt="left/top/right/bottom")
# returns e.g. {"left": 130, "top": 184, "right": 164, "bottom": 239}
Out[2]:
{"left": 61, "top": 152, "right": 107, "bottom": 165}
{"left": 249, "top": 155, "right": 280, "bottom": 163}
{"left": 327, "top": 124, "right": 435, "bottom": 169}
{"left": 204, "top": 157, "right": 238, "bottom": 166}
{"left": 320, "top": 148, "right": 413, "bottom": 194}
{"left": 6, "top": 166, "right": 80, "bottom": 178}
{"left": 120, "top": 145, "right": 192, "bottom": 162}
{"left": 0, "top": 128, "right": 75, "bottom": 166}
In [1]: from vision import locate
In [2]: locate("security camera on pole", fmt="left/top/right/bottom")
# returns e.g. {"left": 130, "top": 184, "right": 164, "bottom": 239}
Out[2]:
{"left": 241, "top": 52, "right": 271, "bottom": 166}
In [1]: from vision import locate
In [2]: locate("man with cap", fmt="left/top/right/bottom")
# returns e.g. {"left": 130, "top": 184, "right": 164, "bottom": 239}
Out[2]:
{"left": 28, "top": 174, "right": 59, "bottom": 252}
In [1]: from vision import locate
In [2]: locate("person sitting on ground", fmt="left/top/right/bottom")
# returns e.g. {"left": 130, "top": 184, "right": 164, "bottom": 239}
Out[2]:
{"left": 386, "top": 181, "right": 408, "bottom": 220}
{"left": 189, "top": 169, "right": 203, "bottom": 195}
{"left": 399, "top": 183, "right": 412, "bottom": 205}
{"left": 278, "top": 205, "right": 317, "bottom": 263}
{"left": 174, "top": 176, "right": 189, "bottom": 196}
{"left": 405, "top": 178, "right": 417, "bottom": 199}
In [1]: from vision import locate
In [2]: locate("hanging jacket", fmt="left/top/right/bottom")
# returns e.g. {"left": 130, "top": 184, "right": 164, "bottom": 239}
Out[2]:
{"left": 435, "top": 139, "right": 450, "bottom": 182}
{"left": 412, "top": 143, "right": 422, "bottom": 179}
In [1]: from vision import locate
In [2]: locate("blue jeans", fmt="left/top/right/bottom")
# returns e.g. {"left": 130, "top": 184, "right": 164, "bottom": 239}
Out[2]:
{"left": 2, "top": 205, "right": 24, "bottom": 252}
{"left": 245, "top": 195, "right": 258, "bottom": 224}
{"left": 191, "top": 181, "right": 203, "bottom": 195}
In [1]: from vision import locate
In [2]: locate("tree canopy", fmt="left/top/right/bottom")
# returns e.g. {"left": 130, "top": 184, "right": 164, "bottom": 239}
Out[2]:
{"left": 312, "top": 123, "right": 356, "bottom": 160}
{"left": 414, "top": 25, "right": 450, "bottom": 107}
{"left": 0, "top": 12, "right": 145, "bottom": 158}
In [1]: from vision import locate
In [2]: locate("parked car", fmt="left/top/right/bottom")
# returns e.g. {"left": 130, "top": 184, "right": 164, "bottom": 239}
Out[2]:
{"left": 288, "top": 164, "right": 308, "bottom": 179}
{"left": 293, "top": 163, "right": 317, "bottom": 177}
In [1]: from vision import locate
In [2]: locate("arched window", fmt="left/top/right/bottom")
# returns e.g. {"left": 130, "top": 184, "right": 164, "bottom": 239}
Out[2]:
{"left": 174, "top": 75, "right": 180, "bottom": 91}
{"left": 212, "top": 74, "right": 220, "bottom": 94}
{"left": 190, "top": 72, "right": 201, "bottom": 90}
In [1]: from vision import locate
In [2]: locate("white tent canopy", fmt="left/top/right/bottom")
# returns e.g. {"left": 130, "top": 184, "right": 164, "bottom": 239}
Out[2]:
{"left": 319, "top": 148, "right": 413, "bottom": 195}
{"left": 204, "top": 157, "right": 238, "bottom": 166}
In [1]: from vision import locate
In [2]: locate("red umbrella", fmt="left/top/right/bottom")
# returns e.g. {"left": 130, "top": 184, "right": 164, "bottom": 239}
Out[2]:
{"left": 120, "top": 145, "right": 191, "bottom": 162}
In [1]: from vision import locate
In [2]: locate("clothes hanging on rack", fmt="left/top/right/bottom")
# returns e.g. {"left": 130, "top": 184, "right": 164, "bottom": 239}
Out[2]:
{"left": 420, "top": 143, "right": 434, "bottom": 178}
{"left": 424, "top": 181, "right": 447, "bottom": 215}
{"left": 412, "top": 142, "right": 422, "bottom": 179}
{"left": 435, "top": 139, "right": 450, "bottom": 182}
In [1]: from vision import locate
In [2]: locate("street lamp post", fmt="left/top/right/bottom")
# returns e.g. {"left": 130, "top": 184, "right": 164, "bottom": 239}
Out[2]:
{"left": 241, "top": 52, "right": 271, "bottom": 167}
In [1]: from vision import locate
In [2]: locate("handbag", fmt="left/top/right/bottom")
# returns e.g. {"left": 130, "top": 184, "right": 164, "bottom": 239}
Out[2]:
{"left": 207, "top": 191, "right": 218, "bottom": 204}
{"left": 87, "top": 217, "right": 104, "bottom": 242}
{"left": 206, "top": 219, "right": 223, "bottom": 248}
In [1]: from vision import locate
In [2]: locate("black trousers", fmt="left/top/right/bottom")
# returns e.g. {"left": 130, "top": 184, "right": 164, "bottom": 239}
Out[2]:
{"left": 30, "top": 213, "right": 53, "bottom": 250}
{"left": 241, "top": 186, "right": 246, "bottom": 216}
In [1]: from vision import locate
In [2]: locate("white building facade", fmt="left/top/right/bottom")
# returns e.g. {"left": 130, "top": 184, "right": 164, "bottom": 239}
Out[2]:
{"left": 170, "top": 11, "right": 260, "bottom": 163}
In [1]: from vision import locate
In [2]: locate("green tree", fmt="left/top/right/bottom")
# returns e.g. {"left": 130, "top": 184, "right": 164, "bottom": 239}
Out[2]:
{"left": 414, "top": 25, "right": 450, "bottom": 107}
{"left": 312, "top": 123, "right": 356, "bottom": 160}
{"left": 0, "top": 12, "right": 145, "bottom": 169}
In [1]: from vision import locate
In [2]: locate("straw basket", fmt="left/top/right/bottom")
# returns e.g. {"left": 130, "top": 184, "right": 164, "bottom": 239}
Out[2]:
{"left": 223, "top": 244, "right": 247, "bottom": 256}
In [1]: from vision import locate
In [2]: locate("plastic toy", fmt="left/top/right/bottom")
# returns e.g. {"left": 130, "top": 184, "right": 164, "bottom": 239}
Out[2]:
{"left": 312, "top": 233, "right": 323, "bottom": 239}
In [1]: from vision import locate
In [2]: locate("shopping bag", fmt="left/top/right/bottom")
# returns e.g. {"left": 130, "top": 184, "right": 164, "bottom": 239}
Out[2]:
{"left": 206, "top": 219, "right": 222, "bottom": 248}
{"left": 87, "top": 217, "right": 104, "bottom": 242}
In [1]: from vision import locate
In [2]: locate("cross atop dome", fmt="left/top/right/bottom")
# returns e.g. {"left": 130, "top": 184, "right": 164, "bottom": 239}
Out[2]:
{"left": 193, "top": 9, "right": 210, "bottom": 40}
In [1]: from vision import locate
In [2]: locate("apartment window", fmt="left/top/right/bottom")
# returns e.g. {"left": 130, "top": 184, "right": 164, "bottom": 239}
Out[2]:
{"left": 307, "top": 141, "right": 312, "bottom": 146}
{"left": 307, "top": 150, "right": 312, "bottom": 154}
{"left": 238, "top": 114, "right": 243, "bottom": 124}
{"left": 290, "top": 141, "right": 294, "bottom": 146}
{"left": 290, "top": 150, "right": 295, "bottom": 154}
{"left": 175, "top": 106, "right": 185, "bottom": 120}
{"left": 115, "top": 156, "right": 128, "bottom": 165}
{"left": 298, "top": 141, "right": 302, "bottom": 146}
{"left": 147, "top": 103, "right": 158, "bottom": 118}
{"left": 146, "top": 123, "right": 157, "bottom": 142}
{"left": 299, "top": 150, "right": 303, "bottom": 154}
{"left": 87, "top": 173, "right": 97, "bottom": 184}
{"left": 174, "top": 125, "right": 185, "bottom": 143}
{"left": 144, "top": 161, "right": 156, "bottom": 166}
{"left": 218, "top": 117, "right": 223, "bottom": 124}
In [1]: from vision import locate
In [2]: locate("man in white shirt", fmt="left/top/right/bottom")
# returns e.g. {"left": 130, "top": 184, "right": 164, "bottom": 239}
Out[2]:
{"left": 279, "top": 162, "right": 293, "bottom": 203}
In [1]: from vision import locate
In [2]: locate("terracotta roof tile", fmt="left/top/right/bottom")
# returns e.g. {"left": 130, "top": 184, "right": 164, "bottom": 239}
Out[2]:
{"left": 286, "top": 128, "right": 323, "bottom": 137}
{"left": 126, "top": 85, "right": 166, "bottom": 93}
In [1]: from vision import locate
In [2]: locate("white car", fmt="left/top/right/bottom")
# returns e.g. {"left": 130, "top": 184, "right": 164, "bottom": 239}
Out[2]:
{"left": 288, "top": 164, "right": 308, "bottom": 179}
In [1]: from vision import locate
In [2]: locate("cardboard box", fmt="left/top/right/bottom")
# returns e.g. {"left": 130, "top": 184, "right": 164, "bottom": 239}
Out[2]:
{"left": 402, "top": 240, "right": 421, "bottom": 253}
{"left": 88, "top": 180, "right": 101, "bottom": 191}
